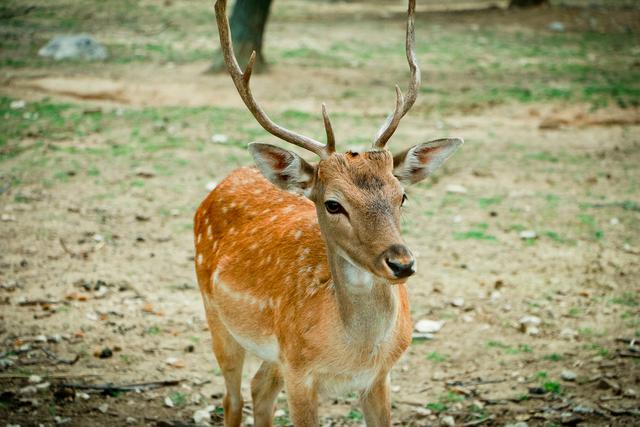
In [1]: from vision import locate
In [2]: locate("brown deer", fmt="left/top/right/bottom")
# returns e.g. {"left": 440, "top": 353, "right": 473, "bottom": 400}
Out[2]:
{"left": 194, "top": 0, "right": 463, "bottom": 425}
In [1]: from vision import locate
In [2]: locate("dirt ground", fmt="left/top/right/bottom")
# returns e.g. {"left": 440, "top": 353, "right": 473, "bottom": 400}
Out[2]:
{"left": 1, "top": 1, "right": 639, "bottom": 426}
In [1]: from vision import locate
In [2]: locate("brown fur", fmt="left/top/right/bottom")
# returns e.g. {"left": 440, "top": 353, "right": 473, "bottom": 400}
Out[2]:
{"left": 195, "top": 153, "right": 413, "bottom": 426}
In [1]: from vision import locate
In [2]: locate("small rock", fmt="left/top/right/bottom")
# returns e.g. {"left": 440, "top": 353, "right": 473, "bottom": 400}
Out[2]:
{"left": 165, "top": 357, "right": 185, "bottom": 368}
{"left": 0, "top": 214, "right": 16, "bottom": 222}
{"left": 39, "top": 34, "right": 108, "bottom": 61}
{"left": 97, "top": 347, "right": 113, "bottom": 359}
{"left": 446, "top": 184, "right": 467, "bottom": 194}
{"left": 98, "top": 403, "right": 109, "bottom": 413}
{"left": 28, "top": 375, "right": 43, "bottom": 384}
{"left": 415, "top": 319, "right": 445, "bottom": 333}
{"left": 572, "top": 405, "right": 593, "bottom": 414}
{"left": 391, "top": 385, "right": 401, "bottom": 393}
{"left": 414, "top": 407, "right": 432, "bottom": 417}
{"left": 10, "top": 100, "right": 26, "bottom": 109}
{"left": 548, "top": 21, "right": 565, "bottom": 32}
{"left": 54, "top": 415, "right": 71, "bottom": 425}
{"left": 624, "top": 388, "right": 637, "bottom": 398}
{"left": 560, "top": 328, "right": 577, "bottom": 340}
{"left": 504, "top": 423, "right": 528, "bottom": 427}
{"left": 451, "top": 297, "right": 465, "bottom": 308}
{"left": 440, "top": 415, "right": 455, "bottom": 426}
{"left": 49, "top": 334, "right": 63, "bottom": 343}
{"left": 35, "top": 382, "right": 51, "bottom": 391}
{"left": 19, "top": 385, "right": 38, "bottom": 395}
{"left": 126, "top": 417, "right": 137, "bottom": 424}
{"left": 519, "top": 315, "right": 541, "bottom": 334}
{"left": 274, "top": 409, "right": 286, "bottom": 417}
{"left": 431, "top": 371, "right": 445, "bottom": 380}
{"left": 462, "top": 314, "right": 474, "bottom": 323}
{"left": 490, "top": 291, "right": 502, "bottom": 301}
{"left": 164, "top": 396, "right": 174, "bottom": 408}
{"left": 211, "top": 134, "right": 228, "bottom": 144}
{"left": 561, "top": 370, "right": 577, "bottom": 381}
{"left": 610, "top": 217, "right": 619, "bottom": 225}
{"left": 77, "top": 392, "right": 90, "bottom": 400}
{"left": 193, "top": 409, "right": 210, "bottom": 424}
{"left": 519, "top": 230, "right": 537, "bottom": 240}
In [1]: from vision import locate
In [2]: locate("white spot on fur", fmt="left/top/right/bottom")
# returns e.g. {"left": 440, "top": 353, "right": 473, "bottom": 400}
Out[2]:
{"left": 196, "top": 233, "right": 202, "bottom": 244}
{"left": 207, "top": 225, "right": 212, "bottom": 238}
{"left": 197, "top": 254, "right": 203, "bottom": 265}
{"left": 293, "top": 230, "right": 303, "bottom": 240}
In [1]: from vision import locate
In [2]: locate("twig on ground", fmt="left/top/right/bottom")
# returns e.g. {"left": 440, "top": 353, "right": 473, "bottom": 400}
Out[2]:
{"left": 446, "top": 378, "right": 506, "bottom": 387}
{"left": 42, "top": 348, "right": 79, "bottom": 365}
{"left": 59, "top": 238, "right": 94, "bottom": 259}
{"left": 17, "top": 299, "right": 64, "bottom": 306}
{"left": 60, "top": 379, "right": 182, "bottom": 394}
{"left": 463, "top": 416, "right": 494, "bottom": 426}
{"left": 0, "top": 373, "right": 98, "bottom": 379}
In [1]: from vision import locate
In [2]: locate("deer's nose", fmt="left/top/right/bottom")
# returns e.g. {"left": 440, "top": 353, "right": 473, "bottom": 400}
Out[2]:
{"left": 383, "top": 244, "right": 415, "bottom": 279}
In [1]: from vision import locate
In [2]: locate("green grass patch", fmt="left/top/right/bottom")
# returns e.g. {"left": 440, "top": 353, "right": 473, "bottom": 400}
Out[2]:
{"left": 543, "top": 353, "right": 563, "bottom": 362}
{"left": 426, "top": 351, "right": 447, "bottom": 362}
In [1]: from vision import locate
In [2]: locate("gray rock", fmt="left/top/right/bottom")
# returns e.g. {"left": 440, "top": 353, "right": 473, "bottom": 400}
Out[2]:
{"left": 39, "top": 34, "right": 108, "bottom": 61}
{"left": 440, "top": 415, "right": 455, "bottom": 426}
{"left": 561, "top": 370, "right": 577, "bottom": 381}
{"left": 572, "top": 405, "right": 593, "bottom": 414}
{"left": 548, "top": 22, "right": 565, "bottom": 32}
{"left": 504, "top": 423, "right": 528, "bottom": 427}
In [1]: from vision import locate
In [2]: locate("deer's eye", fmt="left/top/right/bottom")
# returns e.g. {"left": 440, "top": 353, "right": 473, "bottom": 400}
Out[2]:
{"left": 324, "top": 200, "right": 346, "bottom": 215}
{"left": 401, "top": 194, "right": 408, "bottom": 207}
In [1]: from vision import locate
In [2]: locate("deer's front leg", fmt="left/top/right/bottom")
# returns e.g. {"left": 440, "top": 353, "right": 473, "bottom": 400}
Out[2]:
{"left": 285, "top": 374, "right": 318, "bottom": 427}
{"left": 360, "top": 373, "right": 391, "bottom": 427}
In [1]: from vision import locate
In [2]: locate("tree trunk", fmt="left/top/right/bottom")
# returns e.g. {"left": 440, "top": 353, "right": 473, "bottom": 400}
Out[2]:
{"left": 207, "top": 0, "right": 273, "bottom": 74}
{"left": 508, "top": 0, "right": 548, "bottom": 7}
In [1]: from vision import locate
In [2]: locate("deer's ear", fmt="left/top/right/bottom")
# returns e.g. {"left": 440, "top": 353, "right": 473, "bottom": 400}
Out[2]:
{"left": 393, "top": 138, "right": 463, "bottom": 185}
{"left": 249, "top": 143, "right": 316, "bottom": 196}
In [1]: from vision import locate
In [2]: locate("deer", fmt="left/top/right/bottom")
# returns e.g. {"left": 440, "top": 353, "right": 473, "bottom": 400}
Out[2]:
{"left": 194, "top": 0, "right": 463, "bottom": 425}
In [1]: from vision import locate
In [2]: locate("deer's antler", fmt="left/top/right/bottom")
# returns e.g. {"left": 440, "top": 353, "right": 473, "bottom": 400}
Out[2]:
{"left": 373, "top": 0, "right": 420, "bottom": 149}
{"left": 214, "top": 0, "right": 335, "bottom": 159}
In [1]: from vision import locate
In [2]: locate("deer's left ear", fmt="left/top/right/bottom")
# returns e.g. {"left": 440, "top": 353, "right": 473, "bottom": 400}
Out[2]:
{"left": 393, "top": 138, "right": 463, "bottom": 185}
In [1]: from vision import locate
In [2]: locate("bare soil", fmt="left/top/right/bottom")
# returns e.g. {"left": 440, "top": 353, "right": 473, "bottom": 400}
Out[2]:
{"left": 1, "top": 1, "right": 639, "bottom": 426}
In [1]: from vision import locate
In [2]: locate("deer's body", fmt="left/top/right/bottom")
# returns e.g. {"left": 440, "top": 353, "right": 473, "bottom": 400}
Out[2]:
{"left": 196, "top": 0, "right": 463, "bottom": 425}
{"left": 195, "top": 166, "right": 412, "bottom": 400}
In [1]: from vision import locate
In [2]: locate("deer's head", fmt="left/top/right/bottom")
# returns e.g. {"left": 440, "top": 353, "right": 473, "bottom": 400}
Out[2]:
{"left": 215, "top": 0, "right": 462, "bottom": 282}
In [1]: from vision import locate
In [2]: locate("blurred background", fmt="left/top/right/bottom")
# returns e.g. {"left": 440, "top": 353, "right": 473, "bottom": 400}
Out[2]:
{"left": 1, "top": 0, "right": 638, "bottom": 425}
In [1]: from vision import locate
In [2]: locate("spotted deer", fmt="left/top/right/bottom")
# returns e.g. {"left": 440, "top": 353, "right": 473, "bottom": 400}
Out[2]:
{"left": 194, "top": 0, "right": 463, "bottom": 425}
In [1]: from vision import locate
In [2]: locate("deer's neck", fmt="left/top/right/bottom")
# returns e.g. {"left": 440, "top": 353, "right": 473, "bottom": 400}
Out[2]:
{"left": 327, "top": 248, "right": 399, "bottom": 347}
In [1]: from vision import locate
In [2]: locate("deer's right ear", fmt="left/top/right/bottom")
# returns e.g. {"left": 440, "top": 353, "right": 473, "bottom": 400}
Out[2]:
{"left": 249, "top": 143, "right": 316, "bottom": 196}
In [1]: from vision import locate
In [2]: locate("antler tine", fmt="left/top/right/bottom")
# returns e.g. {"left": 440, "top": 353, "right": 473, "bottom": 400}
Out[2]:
{"left": 321, "top": 103, "right": 336, "bottom": 155}
{"left": 214, "top": 0, "right": 332, "bottom": 159}
{"left": 373, "top": 0, "right": 420, "bottom": 149}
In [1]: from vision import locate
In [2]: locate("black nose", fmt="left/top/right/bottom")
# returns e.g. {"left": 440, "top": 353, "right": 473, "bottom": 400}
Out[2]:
{"left": 383, "top": 244, "right": 415, "bottom": 279}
